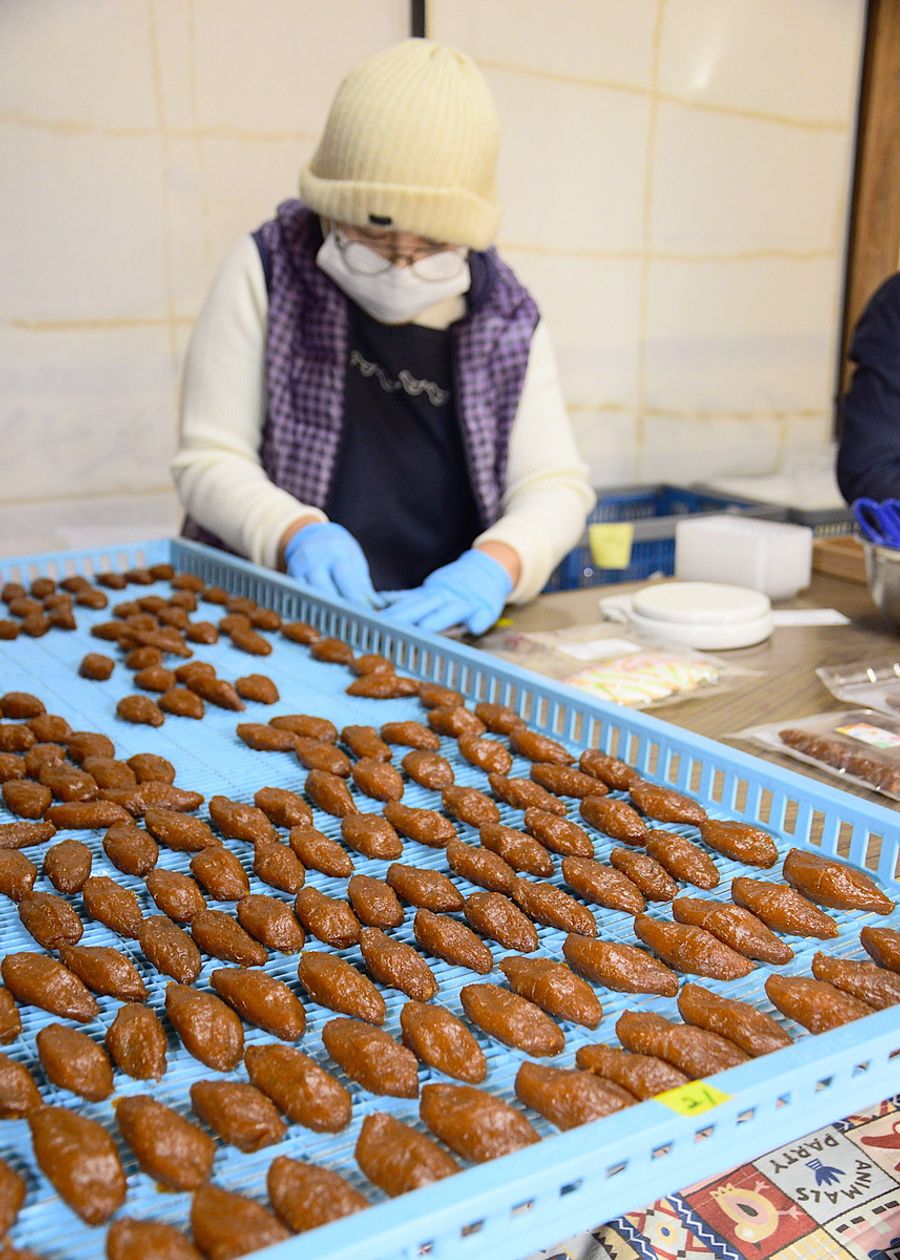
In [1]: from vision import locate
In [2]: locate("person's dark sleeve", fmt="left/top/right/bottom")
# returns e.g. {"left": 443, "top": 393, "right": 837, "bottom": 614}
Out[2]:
{"left": 837, "top": 272, "right": 900, "bottom": 503}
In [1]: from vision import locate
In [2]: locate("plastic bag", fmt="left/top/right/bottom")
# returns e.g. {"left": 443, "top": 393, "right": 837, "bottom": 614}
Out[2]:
{"left": 816, "top": 658, "right": 900, "bottom": 717}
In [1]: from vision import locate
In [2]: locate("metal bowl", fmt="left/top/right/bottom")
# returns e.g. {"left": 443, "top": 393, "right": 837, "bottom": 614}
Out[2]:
{"left": 863, "top": 540, "right": 900, "bottom": 627}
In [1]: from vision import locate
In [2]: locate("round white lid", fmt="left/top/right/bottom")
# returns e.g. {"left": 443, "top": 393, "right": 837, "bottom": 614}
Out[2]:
{"left": 631, "top": 582, "right": 771, "bottom": 626}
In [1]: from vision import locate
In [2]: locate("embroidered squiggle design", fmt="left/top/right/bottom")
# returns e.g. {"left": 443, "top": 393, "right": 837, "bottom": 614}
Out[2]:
{"left": 349, "top": 349, "right": 451, "bottom": 407}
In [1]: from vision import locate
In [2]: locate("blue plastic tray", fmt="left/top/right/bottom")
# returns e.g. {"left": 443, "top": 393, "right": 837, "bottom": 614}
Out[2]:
{"left": 0, "top": 538, "right": 897, "bottom": 1260}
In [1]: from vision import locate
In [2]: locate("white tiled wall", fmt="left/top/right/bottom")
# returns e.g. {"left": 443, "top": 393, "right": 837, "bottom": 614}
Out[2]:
{"left": 0, "top": 0, "right": 866, "bottom": 556}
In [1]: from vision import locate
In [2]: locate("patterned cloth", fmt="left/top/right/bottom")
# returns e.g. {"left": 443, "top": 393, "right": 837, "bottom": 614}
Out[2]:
{"left": 528, "top": 1096, "right": 900, "bottom": 1260}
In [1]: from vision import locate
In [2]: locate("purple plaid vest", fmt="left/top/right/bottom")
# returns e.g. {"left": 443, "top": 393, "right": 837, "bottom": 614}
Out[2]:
{"left": 183, "top": 199, "right": 539, "bottom": 553}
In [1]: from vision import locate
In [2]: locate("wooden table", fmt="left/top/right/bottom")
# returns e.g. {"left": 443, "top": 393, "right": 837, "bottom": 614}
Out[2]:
{"left": 489, "top": 573, "right": 899, "bottom": 809}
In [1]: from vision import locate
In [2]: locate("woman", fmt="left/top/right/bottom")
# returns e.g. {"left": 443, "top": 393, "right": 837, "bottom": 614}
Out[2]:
{"left": 173, "top": 38, "right": 593, "bottom": 634}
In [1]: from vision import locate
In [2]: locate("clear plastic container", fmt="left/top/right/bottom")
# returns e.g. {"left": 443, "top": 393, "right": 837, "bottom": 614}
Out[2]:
{"left": 817, "top": 658, "right": 900, "bottom": 716}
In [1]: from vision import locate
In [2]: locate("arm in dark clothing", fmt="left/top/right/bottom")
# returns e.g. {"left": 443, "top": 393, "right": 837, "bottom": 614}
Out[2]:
{"left": 837, "top": 272, "right": 900, "bottom": 503}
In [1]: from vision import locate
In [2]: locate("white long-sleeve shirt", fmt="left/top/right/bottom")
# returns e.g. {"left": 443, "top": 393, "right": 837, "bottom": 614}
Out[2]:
{"left": 172, "top": 236, "right": 594, "bottom": 602}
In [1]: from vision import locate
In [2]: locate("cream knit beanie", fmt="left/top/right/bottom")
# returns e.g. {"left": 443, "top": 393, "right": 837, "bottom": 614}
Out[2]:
{"left": 300, "top": 38, "right": 501, "bottom": 250}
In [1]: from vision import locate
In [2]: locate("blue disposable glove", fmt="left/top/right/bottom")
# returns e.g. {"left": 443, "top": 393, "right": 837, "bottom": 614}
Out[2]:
{"left": 284, "top": 523, "right": 383, "bottom": 608}
{"left": 384, "top": 549, "right": 513, "bottom": 636}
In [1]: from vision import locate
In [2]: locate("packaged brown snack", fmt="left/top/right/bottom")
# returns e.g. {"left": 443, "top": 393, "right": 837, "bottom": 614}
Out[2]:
{"left": 340, "top": 812, "right": 403, "bottom": 859}
{"left": 575, "top": 1044, "right": 689, "bottom": 1099}
{"left": 190, "top": 846, "right": 250, "bottom": 901}
{"left": 18, "top": 891, "right": 83, "bottom": 949}
{"left": 347, "top": 874, "right": 404, "bottom": 928}
{"left": 401, "top": 748, "right": 455, "bottom": 789}
{"left": 139, "top": 915, "right": 202, "bottom": 984}
{"left": 645, "top": 830, "right": 720, "bottom": 890}
{"left": 413, "top": 908, "right": 493, "bottom": 974}
{"left": 509, "top": 727, "right": 573, "bottom": 764}
{"left": 561, "top": 855, "right": 644, "bottom": 915}
{"left": 166, "top": 982, "right": 244, "bottom": 1070}
{"left": 461, "top": 983, "right": 565, "bottom": 1056}
{"left": 0, "top": 1156, "right": 25, "bottom": 1236}
{"left": 294, "top": 886, "right": 360, "bottom": 948}
{"left": 2, "top": 952, "right": 98, "bottom": 1021}
{"left": 633, "top": 914, "right": 755, "bottom": 980}
{"left": 383, "top": 800, "right": 454, "bottom": 848}
{"left": 190, "top": 1079, "right": 286, "bottom": 1152}
{"left": 698, "top": 819, "right": 778, "bottom": 868}
{"left": 106, "top": 1004, "right": 167, "bottom": 1080}
{"left": 458, "top": 732, "right": 513, "bottom": 775}
{"left": 672, "top": 896, "right": 794, "bottom": 964}
{"left": 446, "top": 835, "right": 516, "bottom": 894}
{"left": 479, "top": 822, "right": 553, "bottom": 876}
{"left": 677, "top": 983, "right": 792, "bottom": 1056}
{"left": 235, "top": 674, "right": 279, "bottom": 704}
{"left": 106, "top": 1217, "right": 202, "bottom": 1260}
{"left": 82, "top": 876, "right": 143, "bottom": 939}
{"left": 127, "top": 752, "right": 176, "bottom": 783}
{"left": 386, "top": 862, "right": 464, "bottom": 911}
{"left": 298, "top": 951, "right": 385, "bottom": 1023}
{"left": 782, "top": 848, "right": 894, "bottom": 914}
{"left": 580, "top": 796, "right": 648, "bottom": 845}
{"left": 267, "top": 1156, "right": 368, "bottom": 1233}
{"left": 103, "top": 823, "right": 158, "bottom": 876}
{"left": 610, "top": 848, "right": 679, "bottom": 901}
{"left": 237, "top": 893, "right": 305, "bottom": 953}
{"left": 289, "top": 824, "right": 354, "bottom": 877}
{"left": 381, "top": 720, "right": 440, "bottom": 751}
{"left": 488, "top": 774, "right": 567, "bottom": 816}
{"left": 0, "top": 989, "right": 22, "bottom": 1045}
{"left": 254, "top": 785, "right": 312, "bottom": 829}
{"left": 323, "top": 1017, "right": 419, "bottom": 1096}
{"left": 0, "top": 821, "right": 56, "bottom": 850}
{"left": 732, "top": 877, "right": 839, "bottom": 939}
{"left": 191, "top": 1185, "right": 291, "bottom": 1258}
{"left": 441, "top": 784, "right": 500, "bottom": 828}
{"left": 2, "top": 780, "right": 52, "bottom": 819}
{"left": 305, "top": 768, "right": 359, "bottom": 817}
{"left": 861, "top": 925, "right": 900, "bottom": 973}
{"left": 0, "top": 1053, "right": 42, "bottom": 1117}
{"left": 36, "top": 1024, "right": 114, "bottom": 1100}
{"left": 210, "top": 967, "right": 306, "bottom": 1040}
{"left": 629, "top": 781, "right": 707, "bottom": 825}
{"left": 399, "top": 999, "right": 486, "bottom": 1082}
{"left": 341, "top": 724, "right": 392, "bottom": 761}
{"left": 208, "top": 795, "right": 277, "bottom": 844}
{"left": 811, "top": 951, "right": 900, "bottom": 1010}
{"left": 523, "top": 808, "right": 593, "bottom": 856}
{"left": 515, "top": 1060, "right": 635, "bottom": 1129}
{"left": 57, "top": 943, "right": 147, "bottom": 1002}
{"left": 765, "top": 973, "right": 875, "bottom": 1033}
{"left": 562, "top": 935, "right": 678, "bottom": 996}
{"left": 355, "top": 1112, "right": 459, "bottom": 1197}
{"left": 245, "top": 1044, "right": 352, "bottom": 1132}
{"left": 144, "top": 808, "right": 219, "bottom": 853}
{"left": 420, "top": 1083, "right": 539, "bottom": 1162}
{"left": 145, "top": 868, "right": 207, "bottom": 922}
{"left": 29, "top": 1107, "right": 126, "bottom": 1224}
{"left": 512, "top": 878, "right": 597, "bottom": 937}
{"left": 0, "top": 851, "right": 36, "bottom": 901}
{"left": 191, "top": 908, "right": 268, "bottom": 967}
{"left": 464, "top": 890, "right": 539, "bottom": 952}
{"left": 530, "top": 762, "right": 603, "bottom": 799}
{"left": 359, "top": 928, "right": 437, "bottom": 1002}
{"left": 499, "top": 955, "right": 602, "bottom": 1028}
{"left": 616, "top": 1010, "right": 748, "bottom": 1077}
{"left": 295, "top": 737, "right": 353, "bottom": 776}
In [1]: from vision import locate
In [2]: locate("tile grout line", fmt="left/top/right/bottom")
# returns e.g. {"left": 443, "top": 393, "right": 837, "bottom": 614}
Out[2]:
{"left": 187, "top": 0, "right": 213, "bottom": 276}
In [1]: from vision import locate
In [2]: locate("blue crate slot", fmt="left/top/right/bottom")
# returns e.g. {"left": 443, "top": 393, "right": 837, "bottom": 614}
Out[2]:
{"left": 0, "top": 537, "right": 897, "bottom": 1260}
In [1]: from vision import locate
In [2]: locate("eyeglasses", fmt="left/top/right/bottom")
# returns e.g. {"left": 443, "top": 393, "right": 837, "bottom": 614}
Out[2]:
{"left": 332, "top": 227, "right": 468, "bottom": 281}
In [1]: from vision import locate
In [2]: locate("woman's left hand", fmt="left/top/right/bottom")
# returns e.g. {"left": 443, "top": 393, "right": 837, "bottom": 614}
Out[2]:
{"left": 383, "top": 549, "right": 513, "bottom": 635}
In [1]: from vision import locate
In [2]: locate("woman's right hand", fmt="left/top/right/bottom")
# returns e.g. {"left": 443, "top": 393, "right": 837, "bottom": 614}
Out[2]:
{"left": 282, "top": 521, "right": 384, "bottom": 608}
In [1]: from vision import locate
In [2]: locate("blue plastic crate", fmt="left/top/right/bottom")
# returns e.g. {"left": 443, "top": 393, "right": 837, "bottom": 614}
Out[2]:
{"left": 545, "top": 483, "right": 787, "bottom": 590}
{"left": 0, "top": 538, "right": 897, "bottom": 1260}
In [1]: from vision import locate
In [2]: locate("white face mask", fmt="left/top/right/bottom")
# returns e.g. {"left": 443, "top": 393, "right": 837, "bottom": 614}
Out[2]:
{"left": 316, "top": 231, "right": 471, "bottom": 325}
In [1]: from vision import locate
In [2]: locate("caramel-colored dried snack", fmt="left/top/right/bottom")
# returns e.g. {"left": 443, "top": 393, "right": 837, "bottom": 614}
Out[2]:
{"left": 0, "top": 752, "right": 26, "bottom": 782}
{"left": 237, "top": 894, "right": 305, "bottom": 953}
{"left": 116, "top": 694, "right": 165, "bottom": 726}
{"left": 530, "top": 762, "right": 603, "bottom": 800}
{"left": 561, "top": 855, "right": 644, "bottom": 915}
{"left": 0, "top": 693, "right": 44, "bottom": 719}
{"left": 677, "top": 982, "right": 793, "bottom": 1056}
{"left": 580, "top": 796, "right": 648, "bottom": 845}
{"left": 0, "top": 621, "right": 18, "bottom": 641}
{"left": 66, "top": 731, "right": 115, "bottom": 763}
{"left": 128, "top": 752, "right": 175, "bottom": 783}
{"left": 488, "top": 774, "right": 567, "bottom": 816}
{"left": 186, "top": 674, "right": 244, "bottom": 711}
{"left": 633, "top": 914, "right": 755, "bottom": 980}
{"left": 209, "top": 795, "right": 277, "bottom": 844}
{"left": 160, "top": 686, "right": 206, "bottom": 719}
{"left": 185, "top": 621, "right": 218, "bottom": 645}
{"left": 253, "top": 836, "right": 305, "bottom": 894}
{"left": 399, "top": 1000, "right": 484, "bottom": 1082}
{"left": 732, "top": 876, "right": 839, "bottom": 939}
{"left": 190, "top": 1079, "right": 286, "bottom": 1152}
{"left": 446, "top": 834, "right": 516, "bottom": 894}
{"left": 107, "top": 1003, "right": 167, "bottom": 1079}
{"left": 237, "top": 722, "right": 296, "bottom": 752}
{"left": 461, "top": 982, "right": 565, "bottom": 1055}
{"left": 359, "top": 927, "right": 437, "bottom": 1002}
{"left": 139, "top": 915, "right": 202, "bottom": 984}
{"left": 381, "top": 721, "right": 440, "bottom": 751}
{"left": 464, "top": 890, "right": 539, "bottom": 952}
{"left": 294, "top": 886, "right": 360, "bottom": 948}
{"left": 2, "top": 781, "right": 51, "bottom": 820}
{"left": 442, "top": 784, "right": 500, "bottom": 828}
{"left": 386, "top": 862, "right": 464, "bottom": 911}
{"left": 0, "top": 1052, "right": 41, "bottom": 1118}
{"left": 516, "top": 1060, "right": 634, "bottom": 1130}
{"left": 341, "top": 812, "right": 403, "bottom": 860}
{"left": 499, "top": 955, "right": 602, "bottom": 1028}
{"left": 644, "top": 830, "right": 719, "bottom": 890}
{"left": 474, "top": 702, "right": 522, "bottom": 734}
{"left": 341, "top": 724, "right": 392, "bottom": 760}
{"left": 281, "top": 620, "right": 322, "bottom": 645}
{"left": 42, "top": 841, "right": 92, "bottom": 897}
{"left": 2, "top": 952, "right": 98, "bottom": 1021}
{"left": 383, "top": 800, "right": 454, "bottom": 848}
{"left": 524, "top": 808, "right": 592, "bottom": 856}
{"left": 698, "top": 819, "right": 778, "bottom": 868}
{"left": 45, "top": 801, "right": 131, "bottom": 829}
{"left": 267, "top": 1156, "right": 368, "bottom": 1234}
{"left": 861, "top": 925, "right": 900, "bottom": 973}
{"left": 133, "top": 665, "right": 177, "bottom": 693}
{"left": 311, "top": 636, "right": 354, "bottom": 664}
{"left": 82, "top": 757, "right": 136, "bottom": 790}
{"left": 106, "top": 1217, "right": 202, "bottom": 1260}
{"left": 0, "top": 1156, "right": 25, "bottom": 1236}
{"left": 116, "top": 1094, "right": 215, "bottom": 1191}
{"left": 563, "top": 935, "right": 678, "bottom": 996}
{"left": 0, "top": 820, "right": 56, "bottom": 850}
{"left": 672, "top": 896, "right": 794, "bottom": 964}
{"left": 458, "top": 732, "right": 513, "bottom": 775}
{"left": 323, "top": 1017, "right": 419, "bottom": 1097}
{"left": 190, "top": 845, "right": 250, "bottom": 901}
{"left": 145, "top": 868, "right": 206, "bottom": 923}
{"left": 125, "top": 645, "right": 163, "bottom": 669}
{"left": 298, "top": 951, "right": 385, "bottom": 1024}
{"left": 245, "top": 1044, "right": 352, "bottom": 1131}
{"left": 305, "top": 768, "right": 359, "bottom": 817}
{"left": 509, "top": 727, "right": 572, "bottom": 764}
{"left": 356, "top": 1111, "right": 459, "bottom": 1200}
{"left": 289, "top": 824, "right": 353, "bottom": 877}
{"left": 783, "top": 848, "right": 894, "bottom": 914}
{"left": 629, "top": 781, "right": 707, "bottom": 825}
{"left": 347, "top": 673, "right": 418, "bottom": 699}
{"left": 0, "top": 726, "right": 35, "bottom": 754}
{"left": 428, "top": 706, "right": 485, "bottom": 738}
{"left": 191, "top": 908, "right": 268, "bottom": 967}
{"left": 811, "top": 952, "right": 900, "bottom": 1011}
{"left": 104, "top": 781, "right": 206, "bottom": 816}
{"left": 229, "top": 625, "right": 273, "bottom": 656}
{"left": 351, "top": 653, "right": 394, "bottom": 676}
{"left": 351, "top": 756, "right": 404, "bottom": 802}
{"left": 414, "top": 908, "right": 493, "bottom": 974}
{"left": 39, "top": 762, "right": 98, "bottom": 803}
{"left": 18, "top": 891, "right": 83, "bottom": 949}
{"left": 29, "top": 1107, "right": 125, "bottom": 1224}
{"left": 36, "top": 1023, "right": 113, "bottom": 1100}
{"left": 57, "top": 943, "right": 147, "bottom": 1002}
{"left": 103, "top": 823, "right": 158, "bottom": 876}
{"left": 401, "top": 749, "right": 454, "bottom": 789}
{"left": 420, "top": 1083, "right": 539, "bottom": 1163}
{"left": 765, "top": 973, "right": 874, "bottom": 1033}
{"left": 254, "top": 785, "right": 311, "bottom": 829}
{"left": 610, "top": 848, "right": 678, "bottom": 901}
{"left": 28, "top": 714, "right": 71, "bottom": 743}
{"left": 144, "top": 807, "right": 219, "bottom": 853}
{"left": 82, "top": 875, "right": 143, "bottom": 938}
{"left": 235, "top": 673, "right": 279, "bottom": 704}
{"left": 295, "top": 737, "right": 353, "bottom": 776}
{"left": 0, "top": 851, "right": 36, "bottom": 901}
{"left": 617, "top": 1010, "right": 748, "bottom": 1078}
{"left": 513, "top": 878, "right": 596, "bottom": 937}
{"left": 575, "top": 1044, "right": 689, "bottom": 1099}
{"left": 418, "top": 682, "right": 465, "bottom": 710}
{"left": 166, "top": 982, "right": 244, "bottom": 1070}
{"left": 348, "top": 874, "right": 404, "bottom": 928}
{"left": 210, "top": 967, "right": 306, "bottom": 1041}
{"left": 479, "top": 821, "right": 553, "bottom": 876}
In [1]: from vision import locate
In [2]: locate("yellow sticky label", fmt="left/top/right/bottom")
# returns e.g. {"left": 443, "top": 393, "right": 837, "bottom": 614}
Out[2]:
{"left": 655, "top": 1081, "right": 731, "bottom": 1116}
{"left": 589, "top": 522, "right": 634, "bottom": 570}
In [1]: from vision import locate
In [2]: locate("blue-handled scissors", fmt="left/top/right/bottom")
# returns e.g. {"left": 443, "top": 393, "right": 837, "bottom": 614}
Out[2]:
{"left": 853, "top": 497, "right": 900, "bottom": 548}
